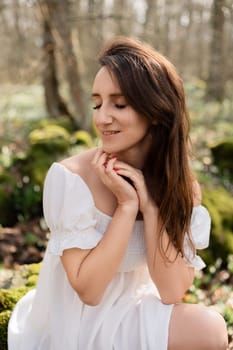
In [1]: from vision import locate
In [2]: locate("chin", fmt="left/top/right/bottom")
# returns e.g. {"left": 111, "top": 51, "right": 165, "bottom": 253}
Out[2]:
{"left": 102, "top": 145, "right": 117, "bottom": 154}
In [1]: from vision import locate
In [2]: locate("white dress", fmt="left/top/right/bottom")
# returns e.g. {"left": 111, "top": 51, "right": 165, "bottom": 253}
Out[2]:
{"left": 8, "top": 162, "right": 211, "bottom": 350}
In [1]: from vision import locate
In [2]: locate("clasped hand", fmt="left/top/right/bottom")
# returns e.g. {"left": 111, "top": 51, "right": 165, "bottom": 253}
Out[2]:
{"left": 92, "top": 148, "right": 155, "bottom": 215}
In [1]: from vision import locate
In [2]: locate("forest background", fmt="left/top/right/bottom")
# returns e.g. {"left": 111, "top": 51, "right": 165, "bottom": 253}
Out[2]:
{"left": 0, "top": 0, "right": 233, "bottom": 348}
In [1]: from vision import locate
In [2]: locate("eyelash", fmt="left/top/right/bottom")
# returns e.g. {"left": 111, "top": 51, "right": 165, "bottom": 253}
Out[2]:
{"left": 93, "top": 104, "right": 126, "bottom": 110}
{"left": 115, "top": 104, "right": 126, "bottom": 109}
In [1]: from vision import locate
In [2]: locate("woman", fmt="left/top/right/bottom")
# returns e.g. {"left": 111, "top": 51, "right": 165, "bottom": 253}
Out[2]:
{"left": 8, "top": 37, "right": 228, "bottom": 349}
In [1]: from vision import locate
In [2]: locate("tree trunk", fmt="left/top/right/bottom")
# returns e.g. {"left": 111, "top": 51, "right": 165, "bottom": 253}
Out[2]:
{"left": 195, "top": 4, "right": 206, "bottom": 79}
{"left": 141, "top": 0, "right": 160, "bottom": 49}
{"left": 41, "top": 0, "right": 85, "bottom": 128}
{"left": 177, "top": 1, "right": 194, "bottom": 75}
{"left": 112, "top": 0, "right": 137, "bottom": 36}
{"left": 161, "top": 0, "right": 173, "bottom": 57}
{"left": 206, "top": 0, "right": 226, "bottom": 101}
{"left": 42, "top": 16, "right": 73, "bottom": 120}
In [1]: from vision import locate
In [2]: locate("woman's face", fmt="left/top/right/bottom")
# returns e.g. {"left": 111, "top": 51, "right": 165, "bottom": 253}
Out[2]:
{"left": 92, "top": 66, "right": 151, "bottom": 157}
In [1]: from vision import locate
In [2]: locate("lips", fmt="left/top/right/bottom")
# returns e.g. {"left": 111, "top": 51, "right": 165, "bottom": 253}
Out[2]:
{"left": 102, "top": 131, "right": 120, "bottom": 135}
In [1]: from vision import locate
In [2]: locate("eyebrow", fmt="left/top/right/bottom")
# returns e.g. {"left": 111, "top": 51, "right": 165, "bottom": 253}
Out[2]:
{"left": 91, "top": 93, "right": 124, "bottom": 98}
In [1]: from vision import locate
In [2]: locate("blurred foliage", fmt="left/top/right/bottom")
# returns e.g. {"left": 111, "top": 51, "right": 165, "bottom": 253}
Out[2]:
{"left": 0, "top": 87, "right": 95, "bottom": 226}
{"left": 210, "top": 138, "right": 233, "bottom": 182}
{"left": 186, "top": 79, "right": 233, "bottom": 164}
{"left": 201, "top": 187, "right": 233, "bottom": 266}
{"left": 0, "top": 263, "right": 40, "bottom": 350}
{"left": 70, "top": 130, "right": 94, "bottom": 148}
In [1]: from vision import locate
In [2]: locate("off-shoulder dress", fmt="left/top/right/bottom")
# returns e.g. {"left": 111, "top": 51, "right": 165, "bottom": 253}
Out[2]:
{"left": 8, "top": 162, "right": 211, "bottom": 350}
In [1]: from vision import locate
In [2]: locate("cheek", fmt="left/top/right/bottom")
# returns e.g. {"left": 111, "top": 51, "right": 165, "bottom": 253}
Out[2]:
{"left": 92, "top": 114, "right": 98, "bottom": 128}
{"left": 92, "top": 115, "right": 100, "bottom": 135}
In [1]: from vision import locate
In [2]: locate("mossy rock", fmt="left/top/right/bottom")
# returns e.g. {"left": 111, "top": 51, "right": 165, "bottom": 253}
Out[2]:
{"left": 23, "top": 263, "right": 41, "bottom": 287}
{"left": 26, "top": 125, "right": 71, "bottom": 184}
{"left": 0, "top": 287, "right": 30, "bottom": 313}
{"left": 0, "top": 310, "right": 11, "bottom": 350}
{"left": 28, "top": 116, "right": 77, "bottom": 134}
{"left": 24, "top": 263, "right": 41, "bottom": 277}
{"left": 70, "top": 130, "right": 94, "bottom": 148}
{"left": 201, "top": 186, "right": 233, "bottom": 265}
{"left": 28, "top": 125, "right": 70, "bottom": 154}
{"left": 0, "top": 263, "right": 41, "bottom": 349}
{"left": 0, "top": 288, "right": 30, "bottom": 350}
{"left": 210, "top": 138, "right": 233, "bottom": 182}
{"left": 0, "top": 124, "right": 70, "bottom": 224}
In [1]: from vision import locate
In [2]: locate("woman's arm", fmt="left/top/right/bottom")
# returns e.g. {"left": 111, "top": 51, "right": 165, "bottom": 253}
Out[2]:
{"left": 61, "top": 150, "right": 139, "bottom": 306}
{"left": 142, "top": 180, "right": 202, "bottom": 304}
{"left": 143, "top": 206, "right": 195, "bottom": 305}
{"left": 113, "top": 161, "right": 201, "bottom": 305}
{"left": 61, "top": 204, "right": 137, "bottom": 306}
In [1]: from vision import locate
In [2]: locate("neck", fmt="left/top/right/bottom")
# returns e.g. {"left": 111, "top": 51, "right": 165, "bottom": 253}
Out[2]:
{"left": 115, "top": 134, "right": 152, "bottom": 169}
{"left": 116, "top": 149, "right": 145, "bottom": 169}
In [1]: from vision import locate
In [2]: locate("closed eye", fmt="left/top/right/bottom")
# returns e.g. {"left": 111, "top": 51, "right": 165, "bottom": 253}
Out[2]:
{"left": 93, "top": 104, "right": 101, "bottom": 110}
{"left": 115, "top": 104, "right": 126, "bottom": 109}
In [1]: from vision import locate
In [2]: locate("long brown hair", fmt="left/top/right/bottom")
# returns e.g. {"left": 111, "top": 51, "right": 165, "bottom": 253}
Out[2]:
{"left": 98, "top": 37, "right": 194, "bottom": 259}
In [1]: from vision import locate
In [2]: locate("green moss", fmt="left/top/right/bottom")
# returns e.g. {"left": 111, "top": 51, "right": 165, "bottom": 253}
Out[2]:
{"left": 201, "top": 186, "right": 233, "bottom": 265}
{"left": 224, "top": 306, "right": 233, "bottom": 326}
{"left": 25, "top": 275, "right": 38, "bottom": 287}
{"left": 0, "top": 263, "right": 41, "bottom": 349}
{"left": 70, "top": 130, "right": 94, "bottom": 148}
{"left": 25, "top": 263, "right": 41, "bottom": 276}
{"left": 29, "top": 125, "right": 70, "bottom": 153}
{"left": 22, "top": 263, "right": 41, "bottom": 288}
{"left": 0, "top": 310, "right": 11, "bottom": 350}
{"left": 0, "top": 287, "right": 30, "bottom": 312}
{"left": 210, "top": 138, "right": 233, "bottom": 181}
{"left": 23, "top": 263, "right": 41, "bottom": 287}
{"left": 33, "top": 116, "right": 76, "bottom": 133}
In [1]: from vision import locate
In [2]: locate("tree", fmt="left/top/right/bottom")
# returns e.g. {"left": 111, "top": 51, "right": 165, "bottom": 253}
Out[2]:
{"left": 206, "top": 0, "right": 226, "bottom": 101}
{"left": 141, "top": 0, "right": 160, "bottom": 49}
{"left": 39, "top": 0, "right": 85, "bottom": 128}
{"left": 41, "top": 7, "right": 73, "bottom": 121}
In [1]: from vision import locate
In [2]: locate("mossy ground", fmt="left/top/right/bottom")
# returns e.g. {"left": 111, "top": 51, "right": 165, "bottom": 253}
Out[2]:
{"left": 0, "top": 263, "right": 40, "bottom": 350}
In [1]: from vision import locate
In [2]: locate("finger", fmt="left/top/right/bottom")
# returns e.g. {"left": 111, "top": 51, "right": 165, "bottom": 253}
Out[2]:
{"left": 113, "top": 160, "right": 132, "bottom": 170}
{"left": 115, "top": 168, "right": 143, "bottom": 191}
{"left": 114, "top": 161, "right": 143, "bottom": 178}
{"left": 96, "top": 153, "right": 109, "bottom": 176}
{"left": 104, "top": 158, "right": 120, "bottom": 181}
{"left": 106, "top": 156, "right": 117, "bottom": 170}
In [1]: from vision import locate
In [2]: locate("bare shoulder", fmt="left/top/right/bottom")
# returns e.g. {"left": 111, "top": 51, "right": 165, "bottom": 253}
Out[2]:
{"left": 192, "top": 179, "right": 202, "bottom": 206}
{"left": 60, "top": 147, "right": 97, "bottom": 181}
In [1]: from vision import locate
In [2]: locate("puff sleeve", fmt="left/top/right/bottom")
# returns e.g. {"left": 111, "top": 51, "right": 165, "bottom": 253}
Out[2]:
{"left": 43, "top": 162, "right": 103, "bottom": 256}
{"left": 183, "top": 205, "right": 211, "bottom": 270}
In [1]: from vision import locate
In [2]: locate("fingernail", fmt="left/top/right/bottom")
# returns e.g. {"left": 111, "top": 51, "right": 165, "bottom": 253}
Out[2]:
{"left": 102, "top": 162, "right": 107, "bottom": 167}
{"left": 111, "top": 155, "right": 117, "bottom": 159}
{"left": 113, "top": 167, "right": 119, "bottom": 171}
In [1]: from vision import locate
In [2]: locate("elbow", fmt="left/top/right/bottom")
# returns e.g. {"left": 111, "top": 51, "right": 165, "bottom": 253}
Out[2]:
{"left": 73, "top": 285, "right": 103, "bottom": 306}
{"left": 79, "top": 294, "right": 102, "bottom": 306}
{"left": 160, "top": 289, "right": 186, "bottom": 304}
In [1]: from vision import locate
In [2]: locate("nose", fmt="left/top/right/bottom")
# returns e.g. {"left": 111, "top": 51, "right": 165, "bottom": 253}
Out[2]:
{"left": 96, "top": 105, "right": 113, "bottom": 125}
